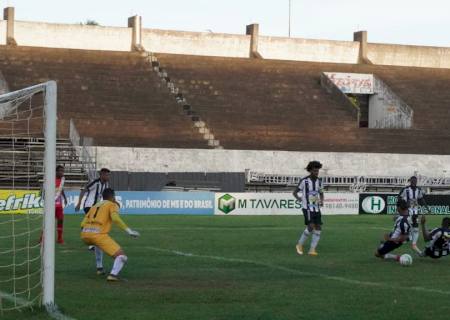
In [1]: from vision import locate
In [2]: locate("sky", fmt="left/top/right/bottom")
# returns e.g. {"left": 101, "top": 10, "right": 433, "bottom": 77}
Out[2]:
{"left": 3, "top": 0, "right": 450, "bottom": 47}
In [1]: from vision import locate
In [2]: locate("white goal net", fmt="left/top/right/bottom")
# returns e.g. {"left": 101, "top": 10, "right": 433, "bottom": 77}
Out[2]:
{"left": 0, "top": 81, "right": 56, "bottom": 314}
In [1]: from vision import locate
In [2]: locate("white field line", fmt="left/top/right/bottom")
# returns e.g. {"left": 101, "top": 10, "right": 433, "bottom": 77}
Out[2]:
{"left": 46, "top": 304, "right": 77, "bottom": 320}
{"left": 0, "top": 290, "right": 34, "bottom": 309}
{"left": 145, "top": 246, "right": 450, "bottom": 296}
{"left": 0, "top": 291, "right": 76, "bottom": 320}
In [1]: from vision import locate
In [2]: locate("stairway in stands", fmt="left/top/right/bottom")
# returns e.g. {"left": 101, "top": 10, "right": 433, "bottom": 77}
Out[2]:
{"left": 0, "top": 137, "right": 89, "bottom": 190}
{"left": 145, "top": 52, "right": 222, "bottom": 149}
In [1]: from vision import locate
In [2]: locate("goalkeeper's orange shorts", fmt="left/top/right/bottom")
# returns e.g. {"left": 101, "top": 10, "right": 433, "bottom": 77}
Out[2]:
{"left": 81, "top": 232, "right": 121, "bottom": 257}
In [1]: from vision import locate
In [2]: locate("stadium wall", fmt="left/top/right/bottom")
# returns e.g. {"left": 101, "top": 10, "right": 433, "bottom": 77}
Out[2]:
{"left": 95, "top": 147, "right": 450, "bottom": 177}
{"left": 367, "top": 43, "right": 450, "bottom": 69}
{"left": 1, "top": 12, "right": 450, "bottom": 68}
{"left": 142, "top": 29, "right": 251, "bottom": 58}
{"left": 109, "top": 171, "right": 246, "bottom": 192}
{"left": 258, "top": 36, "right": 360, "bottom": 63}
{"left": 13, "top": 21, "right": 132, "bottom": 51}
{"left": 0, "top": 20, "right": 6, "bottom": 45}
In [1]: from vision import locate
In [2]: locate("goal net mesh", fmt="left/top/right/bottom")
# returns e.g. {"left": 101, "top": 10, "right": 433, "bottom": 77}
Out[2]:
{"left": 0, "top": 83, "right": 53, "bottom": 313}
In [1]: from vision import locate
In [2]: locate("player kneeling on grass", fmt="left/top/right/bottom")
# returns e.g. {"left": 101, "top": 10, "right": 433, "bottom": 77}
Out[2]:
{"left": 375, "top": 199, "right": 411, "bottom": 262}
{"left": 293, "top": 161, "right": 324, "bottom": 256}
{"left": 420, "top": 215, "right": 450, "bottom": 259}
{"left": 81, "top": 188, "right": 140, "bottom": 281}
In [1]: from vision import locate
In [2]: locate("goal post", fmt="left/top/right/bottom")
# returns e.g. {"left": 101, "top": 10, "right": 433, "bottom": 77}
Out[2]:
{"left": 0, "top": 80, "right": 57, "bottom": 312}
{"left": 42, "top": 81, "right": 57, "bottom": 308}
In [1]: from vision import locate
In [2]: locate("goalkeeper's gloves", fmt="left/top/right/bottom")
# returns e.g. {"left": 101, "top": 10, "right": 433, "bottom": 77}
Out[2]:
{"left": 126, "top": 228, "right": 140, "bottom": 237}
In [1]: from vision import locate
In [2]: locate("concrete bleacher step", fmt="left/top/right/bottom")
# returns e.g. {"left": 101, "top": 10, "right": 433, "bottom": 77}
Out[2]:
{"left": 204, "top": 133, "right": 215, "bottom": 140}
{"left": 0, "top": 136, "right": 89, "bottom": 189}
{"left": 154, "top": 52, "right": 450, "bottom": 153}
{"left": 0, "top": 45, "right": 206, "bottom": 148}
{"left": 2, "top": 46, "right": 450, "bottom": 153}
{"left": 208, "top": 139, "right": 220, "bottom": 147}
{"left": 194, "top": 121, "right": 206, "bottom": 128}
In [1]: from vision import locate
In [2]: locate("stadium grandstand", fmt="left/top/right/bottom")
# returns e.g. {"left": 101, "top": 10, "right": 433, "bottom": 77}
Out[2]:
{"left": 2, "top": 5, "right": 450, "bottom": 320}
{"left": 0, "top": 10, "right": 449, "bottom": 193}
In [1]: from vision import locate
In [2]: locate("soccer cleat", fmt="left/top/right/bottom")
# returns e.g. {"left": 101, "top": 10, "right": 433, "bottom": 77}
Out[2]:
{"left": 296, "top": 244, "right": 304, "bottom": 255}
{"left": 308, "top": 250, "right": 318, "bottom": 256}
{"left": 107, "top": 274, "right": 119, "bottom": 282}
{"left": 88, "top": 245, "right": 95, "bottom": 251}
{"left": 96, "top": 268, "right": 105, "bottom": 276}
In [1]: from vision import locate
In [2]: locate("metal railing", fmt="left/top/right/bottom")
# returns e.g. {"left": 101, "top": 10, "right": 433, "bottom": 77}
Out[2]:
{"left": 247, "top": 171, "right": 450, "bottom": 192}
{"left": 69, "top": 119, "right": 97, "bottom": 181}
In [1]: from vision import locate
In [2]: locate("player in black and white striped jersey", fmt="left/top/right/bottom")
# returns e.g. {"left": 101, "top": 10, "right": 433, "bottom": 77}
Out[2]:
{"left": 375, "top": 199, "right": 411, "bottom": 262}
{"left": 398, "top": 176, "right": 427, "bottom": 255}
{"left": 420, "top": 215, "right": 450, "bottom": 259}
{"left": 75, "top": 168, "right": 111, "bottom": 214}
{"left": 293, "top": 161, "right": 324, "bottom": 256}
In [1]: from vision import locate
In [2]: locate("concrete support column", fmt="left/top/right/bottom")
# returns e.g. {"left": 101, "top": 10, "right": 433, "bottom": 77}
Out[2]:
{"left": 354, "top": 30, "right": 371, "bottom": 64}
{"left": 3, "top": 7, "right": 16, "bottom": 46}
{"left": 246, "top": 23, "right": 262, "bottom": 59}
{"left": 128, "top": 15, "right": 144, "bottom": 51}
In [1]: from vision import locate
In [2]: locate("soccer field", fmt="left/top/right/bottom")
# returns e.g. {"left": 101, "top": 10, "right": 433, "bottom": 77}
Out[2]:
{"left": 2, "top": 214, "right": 450, "bottom": 320}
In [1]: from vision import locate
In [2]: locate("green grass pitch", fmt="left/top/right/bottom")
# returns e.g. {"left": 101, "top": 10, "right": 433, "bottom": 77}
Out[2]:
{"left": 1, "top": 214, "right": 450, "bottom": 320}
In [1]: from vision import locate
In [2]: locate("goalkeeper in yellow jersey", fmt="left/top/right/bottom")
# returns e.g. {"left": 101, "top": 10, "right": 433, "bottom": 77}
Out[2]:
{"left": 81, "top": 188, "right": 140, "bottom": 281}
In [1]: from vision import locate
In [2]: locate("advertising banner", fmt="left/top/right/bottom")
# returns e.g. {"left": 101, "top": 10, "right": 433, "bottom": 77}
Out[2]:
{"left": 214, "top": 193, "right": 359, "bottom": 216}
{"left": 6, "top": 190, "right": 449, "bottom": 216}
{"left": 0, "top": 190, "right": 43, "bottom": 214}
{"left": 359, "top": 193, "right": 450, "bottom": 215}
{"left": 324, "top": 72, "right": 374, "bottom": 94}
{"left": 64, "top": 191, "right": 214, "bottom": 215}
{"left": 322, "top": 193, "right": 359, "bottom": 215}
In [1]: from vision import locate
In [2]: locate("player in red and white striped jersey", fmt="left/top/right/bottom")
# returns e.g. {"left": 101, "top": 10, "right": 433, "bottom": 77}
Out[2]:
{"left": 55, "top": 165, "right": 67, "bottom": 244}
